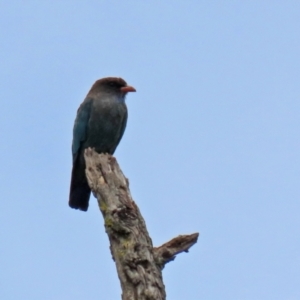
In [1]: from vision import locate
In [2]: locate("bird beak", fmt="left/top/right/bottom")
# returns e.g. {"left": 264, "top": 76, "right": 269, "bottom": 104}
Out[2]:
{"left": 120, "top": 86, "right": 136, "bottom": 93}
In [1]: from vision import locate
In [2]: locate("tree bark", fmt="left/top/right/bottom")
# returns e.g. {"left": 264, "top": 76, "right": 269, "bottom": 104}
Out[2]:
{"left": 84, "top": 148, "right": 199, "bottom": 300}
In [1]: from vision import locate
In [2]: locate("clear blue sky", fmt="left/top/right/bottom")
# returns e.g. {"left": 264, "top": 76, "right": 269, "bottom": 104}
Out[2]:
{"left": 1, "top": 1, "right": 299, "bottom": 299}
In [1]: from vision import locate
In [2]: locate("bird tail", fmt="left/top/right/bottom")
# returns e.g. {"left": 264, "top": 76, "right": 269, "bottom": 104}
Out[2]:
{"left": 69, "top": 158, "right": 91, "bottom": 211}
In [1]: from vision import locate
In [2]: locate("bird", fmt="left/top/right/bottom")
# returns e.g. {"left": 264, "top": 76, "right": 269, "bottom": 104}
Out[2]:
{"left": 69, "top": 77, "right": 136, "bottom": 211}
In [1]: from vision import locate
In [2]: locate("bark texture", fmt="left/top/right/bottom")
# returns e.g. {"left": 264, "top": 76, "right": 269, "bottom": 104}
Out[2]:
{"left": 84, "top": 148, "right": 199, "bottom": 300}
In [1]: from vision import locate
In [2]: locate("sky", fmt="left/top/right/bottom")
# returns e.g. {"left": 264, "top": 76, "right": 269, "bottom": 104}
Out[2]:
{"left": 0, "top": 1, "right": 300, "bottom": 299}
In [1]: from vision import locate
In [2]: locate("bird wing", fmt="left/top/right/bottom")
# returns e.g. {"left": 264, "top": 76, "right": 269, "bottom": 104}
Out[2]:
{"left": 72, "top": 97, "right": 93, "bottom": 162}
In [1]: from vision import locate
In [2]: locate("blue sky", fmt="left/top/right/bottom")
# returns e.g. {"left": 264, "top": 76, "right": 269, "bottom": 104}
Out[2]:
{"left": 1, "top": 1, "right": 299, "bottom": 299}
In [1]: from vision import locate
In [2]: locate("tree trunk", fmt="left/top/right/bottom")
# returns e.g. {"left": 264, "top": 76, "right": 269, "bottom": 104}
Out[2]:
{"left": 84, "top": 148, "right": 199, "bottom": 300}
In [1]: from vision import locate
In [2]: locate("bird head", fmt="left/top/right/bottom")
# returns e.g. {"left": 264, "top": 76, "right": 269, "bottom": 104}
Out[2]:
{"left": 89, "top": 77, "right": 136, "bottom": 97}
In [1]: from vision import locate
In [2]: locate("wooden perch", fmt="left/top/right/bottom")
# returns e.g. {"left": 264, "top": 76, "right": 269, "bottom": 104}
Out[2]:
{"left": 84, "top": 148, "right": 199, "bottom": 300}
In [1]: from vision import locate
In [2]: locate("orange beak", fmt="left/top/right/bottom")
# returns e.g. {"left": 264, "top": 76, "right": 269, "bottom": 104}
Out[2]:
{"left": 120, "top": 86, "right": 136, "bottom": 93}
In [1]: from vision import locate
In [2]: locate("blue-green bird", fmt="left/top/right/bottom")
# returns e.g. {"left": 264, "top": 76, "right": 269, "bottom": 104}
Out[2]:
{"left": 69, "top": 77, "right": 136, "bottom": 211}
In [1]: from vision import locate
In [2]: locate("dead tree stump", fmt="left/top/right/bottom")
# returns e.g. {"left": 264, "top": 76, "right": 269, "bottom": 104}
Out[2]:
{"left": 84, "top": 148, "right": 199, "bottom": 300}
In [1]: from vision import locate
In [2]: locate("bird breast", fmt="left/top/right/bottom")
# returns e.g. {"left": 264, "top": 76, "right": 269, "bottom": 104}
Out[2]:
{"left": 84, "top": 97, "right": 127, "bottom": 154}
